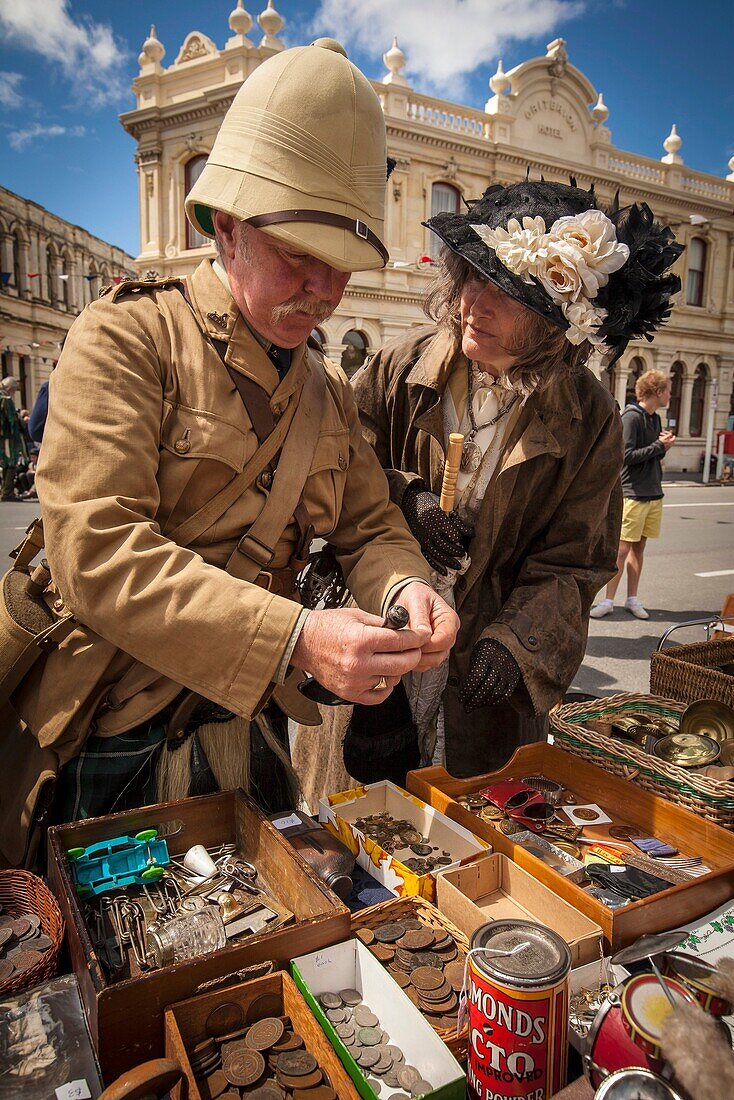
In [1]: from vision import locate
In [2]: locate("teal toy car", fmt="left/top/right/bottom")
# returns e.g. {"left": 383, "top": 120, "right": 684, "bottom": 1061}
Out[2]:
{"left": 66, "top": 829, "right": 170, "bottom": 897}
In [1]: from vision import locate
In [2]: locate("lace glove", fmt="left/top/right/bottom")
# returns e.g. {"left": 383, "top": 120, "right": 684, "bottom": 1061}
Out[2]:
{"left": 460, "top": 638, "right": 522, "bottom": 711}
{"left": 401, "top": 481, "right": 473, "bottom": 575}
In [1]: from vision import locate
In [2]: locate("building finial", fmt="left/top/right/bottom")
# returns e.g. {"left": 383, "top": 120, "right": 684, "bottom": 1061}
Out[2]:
{"left": 229, "top": 1, "right": 253, "bottom": 39}
{"left": 662, "top": 123, "right": 683, "bottom": 165}
{"left": 489, "top": 59, "right": 510, "bottom": 96}
{"left": 591, "top": 92, "right": 609, "bottom": 125}
{"left": 258, "top": 0, "right": 285, "bottom": 51}
{"left": 138, "top": 24, "right": 165, "bottom": 69}
{"left": 383, "top": 36, "right": 408, "bottom": 86}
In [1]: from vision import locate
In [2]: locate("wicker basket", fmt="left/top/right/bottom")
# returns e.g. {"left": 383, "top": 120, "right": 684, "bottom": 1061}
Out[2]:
{"left": 0, "top": 870, "right": 65, "bottom": 998}
{"left": 350, "top": 894, "right": 469, "bottom": 1059}
{"left": 550, "top": 692, "right": 734, "bottom": 829}
{"left": 650, "top": 636, "right": 734, "bottom": 708}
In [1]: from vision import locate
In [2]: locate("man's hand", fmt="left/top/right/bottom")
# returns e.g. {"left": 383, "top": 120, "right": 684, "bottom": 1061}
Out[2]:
{"left": 291, "top": 607, "right": 429, "bottom": 705}
{"left": 659, "top": 430, "right": 676, "bottom": 451}
{"left": 396, "top": 581, "right": 460, "bottom": 671}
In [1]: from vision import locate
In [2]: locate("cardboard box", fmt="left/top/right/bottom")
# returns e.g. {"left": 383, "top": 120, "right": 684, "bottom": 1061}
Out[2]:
{"left": 291, "top": 937, "right": 465, "bottom": 1100}
{"left": 568, "top": 958, "right": 629, "bottom": 1054}
{"left": 406, "top": 743, "right": 734, "bottom": 949}
{"left": 319, "top": 780, "right": 488, "bottom": 901}
{"left": 165, "top": 970, "right": 362, "bottom": 1100}
{"left": 435, "top": 852, "right": 603, "bottom": 967}
{"left": 47, "top": 789, "right": 350, "bottom": 1082}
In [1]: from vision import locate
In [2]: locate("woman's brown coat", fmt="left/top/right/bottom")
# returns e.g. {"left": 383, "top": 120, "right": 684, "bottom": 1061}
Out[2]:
{"left": 352, "top": 326, "right": 623, "bottom": 777}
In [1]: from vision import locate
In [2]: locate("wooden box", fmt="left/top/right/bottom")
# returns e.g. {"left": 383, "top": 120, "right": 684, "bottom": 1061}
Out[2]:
{"left": 47, "top": 789, "right": 350, "bottom": 1083}
{"left": 406, "top": 744, "right": 734, "bottom": 950}
{"left": 165, "top": 970, "right": 361, "bottom": 1100}
{"left": 436, "top": 852, "right": 603, "bottom": 967}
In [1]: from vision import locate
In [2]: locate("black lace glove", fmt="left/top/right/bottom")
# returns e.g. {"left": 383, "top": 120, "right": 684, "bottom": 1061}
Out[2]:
{"left": 401, "top": 482, "right": 473, "bottom": 575}
{"left": 460, "top": 638, "right": 522, "bottom": 711}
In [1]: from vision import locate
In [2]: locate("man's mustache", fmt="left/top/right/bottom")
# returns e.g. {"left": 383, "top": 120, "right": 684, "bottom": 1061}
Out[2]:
{"left": 271, "top": 297, "right": 334, "bottom": 324}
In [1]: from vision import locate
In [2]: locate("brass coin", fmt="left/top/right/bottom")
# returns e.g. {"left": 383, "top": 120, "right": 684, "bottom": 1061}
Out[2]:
{"left": 410, "top": 966, "right": 445, "bottom": 991}
{"left": 11, "top": 949, "right": 42, "bottom": 973}
{"left": 374, "top": 922, "right": 406, "bottom": 944}
{"left": 390, "top": 970, "right": 410, "bottom": 989}
{"left": 278, "top": 1068, "right": 323, "bottom": 1090}
{"left": 370, "top": 944, "right": 395, "bottom": 962}
{"left": 0, "top": 960, "right": 14, "bottom": 981}
{"left": 0, "top": 928, "right": 12, "bottom": 948}
{"left": 444, "top": 961, "right": 465, "bottom": 992}
{"left": 420, "top": 990, "right": 458, "bottom": 1013}
{"left": 206, "top": 1002, "right": 245, "bottom": 1038}
{"left": 271, "top": 1030, "right": 304, "bottom": 1053}
{"left": 225, "top": 1048, "right": 266, "bottom": 1088}
{"left": 277, "top": 1050, "right": 318, "bottom": 1077}
{"left": 397, "top": 929, "right": 434, "bottom": 951}
{"left": 246, "top": 992, "right": 284, "bottom": 1023}
{"left": 356, "top": 927, "right": 375, "bottom": 946}
{"left": 609, "top": 825, "right": 647, "bottom": 841}
{"left": 552, "top": 841, "right": 581, "bottom": 859}
{"left": 205, "top": 1068, "right": 229, "bottom": 1098}
{"left": 573, "top": 807, "right": 604, "bottom": 821}
{"left": 246, "top": 1017, "right": 285, "bottom": 1051}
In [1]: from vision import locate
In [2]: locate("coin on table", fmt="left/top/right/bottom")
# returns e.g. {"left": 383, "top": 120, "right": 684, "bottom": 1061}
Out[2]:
{"left": 339, "top": 987, "right": 361, "bottom": 1006}
{"left": 246, "top": 1017, "right": 285, "bottom": 1051}
{"left": 411, "top": 1078, "right": 434, "bottom": 1096}
{"left": 319, "top": 992, "right": 343, "bottom": 1010}
{"left": 444, "top": 961, "right": 465, "bottom": 992}
{"left": 0, "top": 959, "right": 14, "bottom": 981}
{"left": 410, "top": 966, "right": 445, "bottom": 991}
{"left": 358, "top": 1026, "right": 382, "bottom": 1046}
{"left": 355, "top": 927, "right": 375, "bottom": 946}
{"left": 206, "top": 1002, "right": 245, "bottom": 1038}
{"left": 353, "top": 1004, "right": 379, "bottom": 1027}
{"left": 9, "top": 918, "right": 30, "bottom": 938}
{"left": 225, "top": 1048, "right": 266, "bottom": 1087}
{"left": 325, "top": 1006, "right": 346, "bottom": 1024}
{"left": 375, "top": 922, "right": 406, "bottom": 944}
{"left": 356, "top": 1047, "right": 380, "bottom": 1069}
{"left": 11, "top": 949, "right": 42, "bottom": 973}
{"left": 277, "top": 1050, "right": 318, "bottom": 1078}
{"left": 609, "top": 825, "right": 648, "bottom": 841}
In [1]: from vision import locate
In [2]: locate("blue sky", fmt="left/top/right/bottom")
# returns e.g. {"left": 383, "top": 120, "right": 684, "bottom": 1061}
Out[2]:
{"left": 0, "top": 1, "right": 731, "bottom": 258}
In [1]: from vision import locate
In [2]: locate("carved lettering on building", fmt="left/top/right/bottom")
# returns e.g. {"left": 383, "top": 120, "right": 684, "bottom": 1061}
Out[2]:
{"left": 524, "top": 98, "right": 577, "bottom": 133}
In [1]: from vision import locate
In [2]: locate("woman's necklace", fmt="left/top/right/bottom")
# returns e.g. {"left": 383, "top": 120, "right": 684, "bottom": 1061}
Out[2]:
{"left": 461, "top": 361, "right": 520, "bottom": 472}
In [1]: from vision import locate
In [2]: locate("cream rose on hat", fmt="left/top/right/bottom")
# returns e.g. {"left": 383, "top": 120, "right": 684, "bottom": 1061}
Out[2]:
{"left": 472, "top": 217, "right": 549, "bottom": 282}
{"left": 550, "top": 210, "right": 629, "bottom": 297}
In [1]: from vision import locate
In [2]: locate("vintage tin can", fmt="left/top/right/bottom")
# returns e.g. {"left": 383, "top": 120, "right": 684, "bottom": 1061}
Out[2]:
{"left": 468, "top": 919, "right": 571, "bottom": 1100}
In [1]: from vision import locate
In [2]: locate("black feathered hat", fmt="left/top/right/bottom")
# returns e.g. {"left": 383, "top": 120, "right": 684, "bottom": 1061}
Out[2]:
{"left": 424, "top": 179, "right": 683, "bottom": 363}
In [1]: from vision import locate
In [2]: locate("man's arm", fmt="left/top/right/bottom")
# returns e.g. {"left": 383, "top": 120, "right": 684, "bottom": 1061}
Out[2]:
{"left": 479, "top": 407, "right": 623, "bottom": 716}
{"left": 623, "top": 410, "right": 665, "bottom": 466}
{"left": 37, "top": 296, "right": 303, "bottom": 719}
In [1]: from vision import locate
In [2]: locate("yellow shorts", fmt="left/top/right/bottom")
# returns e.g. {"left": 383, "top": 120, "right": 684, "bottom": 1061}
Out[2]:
{"left": 620, "top": 497, "right": 663, "bottom": 542}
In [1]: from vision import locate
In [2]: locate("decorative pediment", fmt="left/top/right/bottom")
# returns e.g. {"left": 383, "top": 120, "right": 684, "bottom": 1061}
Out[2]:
{"left": 174, "top": 31, "right": 218, "bottom": 66}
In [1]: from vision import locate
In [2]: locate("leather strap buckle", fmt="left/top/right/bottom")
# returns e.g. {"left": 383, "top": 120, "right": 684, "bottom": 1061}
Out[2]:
{"left": 258, "top": 570, "right": 274, "bottom": 592}
{"left": 355, "top": 219, "right": 369, "bottom": 240}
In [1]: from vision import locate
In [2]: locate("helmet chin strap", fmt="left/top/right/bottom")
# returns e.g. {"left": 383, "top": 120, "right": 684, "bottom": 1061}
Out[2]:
{"left": 246, "top": 210, "right": 389, "bottom": 266}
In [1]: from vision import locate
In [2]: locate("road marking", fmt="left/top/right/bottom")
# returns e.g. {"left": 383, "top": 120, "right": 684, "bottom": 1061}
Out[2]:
{"left": 694, "top": 569, "right": 734, "bottom": 578}
{"left": 664, "top": 502, "right": 734, "bottom": 508}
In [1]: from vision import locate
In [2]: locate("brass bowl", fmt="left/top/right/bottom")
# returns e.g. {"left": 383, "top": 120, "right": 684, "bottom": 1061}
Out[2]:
{"left": 653, "top": 732, "right": 721, "bottom": 768}
{"left": 680, "top": 699, "right": 734, "bottom": 744}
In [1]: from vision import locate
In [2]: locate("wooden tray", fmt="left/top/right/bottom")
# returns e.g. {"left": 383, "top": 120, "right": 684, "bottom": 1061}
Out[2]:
{"left": 350, "top": 894, "right": 469, "bottom": 1058}
{"left": 406, "top": 744, "right": 734, "bottom": 950}
{"left": 165, "top": 969, "right": 362, "bottom": 1100}
{"left": 47, "top": 789, "right": 350, "bottom": 1083}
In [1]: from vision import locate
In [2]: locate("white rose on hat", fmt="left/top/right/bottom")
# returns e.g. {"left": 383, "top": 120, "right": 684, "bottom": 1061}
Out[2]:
{"left": 536, "top": 240, "right": 586, "bottom": 302}
{"left": 472, "top": 216, "right": 549, "bottom": 282}
{"left": 550, "top": 210, "right": 629, "bottom": 297}
{"left": 562, "top": 299, "right": 608, "bottom": 346}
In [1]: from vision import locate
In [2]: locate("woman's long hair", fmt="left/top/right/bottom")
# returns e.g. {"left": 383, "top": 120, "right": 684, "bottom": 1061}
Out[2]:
{"left": 423, "top": 246, "right": 591, "bottom": 396}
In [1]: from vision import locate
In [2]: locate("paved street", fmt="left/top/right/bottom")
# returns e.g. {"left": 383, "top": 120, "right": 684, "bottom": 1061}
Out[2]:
{"left": 0, "top": 483, "right": 731, "bottom": 699}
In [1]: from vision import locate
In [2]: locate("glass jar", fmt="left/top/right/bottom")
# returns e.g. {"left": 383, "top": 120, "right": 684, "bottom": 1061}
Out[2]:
{"left": 147, "top": 905, "right": 226, "bottom": 968}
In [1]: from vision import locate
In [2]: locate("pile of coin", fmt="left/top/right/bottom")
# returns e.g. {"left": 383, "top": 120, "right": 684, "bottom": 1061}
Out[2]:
{"left": 356, "top": 918, "right": 465, "bottom": 1034}
{"left": 195, "top": 1005, "right": 338, "bottom": 1099}
{"left": 318, "top": 988, "right": 433, "bottom": 1098}
{"left": 0, "top": 909, "right": 53, "bottom": 983}
{"left": 353, "top": 812, "right": 454, "bottom": 874}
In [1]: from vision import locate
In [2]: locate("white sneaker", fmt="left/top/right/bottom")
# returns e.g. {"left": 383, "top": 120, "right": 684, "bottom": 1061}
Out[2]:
{"left": 625, "top": 597, "right": 649, "bottom": 620}
{"left": 590, "top": 599, "right": 614, "bottom": 619}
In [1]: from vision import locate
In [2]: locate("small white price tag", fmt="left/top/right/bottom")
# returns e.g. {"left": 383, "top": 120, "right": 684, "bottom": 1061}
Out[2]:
{"left": 55, "top": 1082, "right": 91, "bottom": 1100}
{"left": 271, "top": 813, "right": 301, "bottom": 831}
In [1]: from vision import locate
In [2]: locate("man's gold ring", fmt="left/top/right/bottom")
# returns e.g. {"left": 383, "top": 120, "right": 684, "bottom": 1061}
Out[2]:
{"left": 373, "top": 676, "right": 388, "bottom": 691}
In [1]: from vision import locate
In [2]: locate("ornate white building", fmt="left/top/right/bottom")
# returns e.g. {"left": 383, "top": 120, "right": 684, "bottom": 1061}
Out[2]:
{"left": 0, "top": 186, "right": 135, "bottom": 406}
{"left": 120, "top": 6, "right": 734, "bottom": 471}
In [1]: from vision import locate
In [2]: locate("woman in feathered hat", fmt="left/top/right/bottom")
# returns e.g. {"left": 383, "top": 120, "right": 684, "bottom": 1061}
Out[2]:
{"left": 348, "top": 179, "right": 682, "bottom": 777}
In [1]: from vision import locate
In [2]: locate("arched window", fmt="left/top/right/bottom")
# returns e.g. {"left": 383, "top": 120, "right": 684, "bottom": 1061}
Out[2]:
{"left": 310, "top": 327, "right": 326, "bottom": 348}
{"left": 686, "top": 238, "right": 706, "bottom": 307}
{"left": 667, "top": 362, "right": 683, "bottom": 431}
{"left": 689, "top": 364, "right": 708, "bottom": 437}
{"left": 625, "top": 356, "right": 645, "bottom": 407}
{"left": 341, "top": 330, "right": 368, "bottom": 378}
{"left": 46, "top": 244, "right": 56, "bottom": 305}
{"left": 60, "top": 251, "right": 70, "bottom": 309}
{"left": 429, "top": 182, "right": 461, "bottom": 259}
{"left": 18, "top": 356, "right": 29, "bottom": 408}
{"left": 185, "top": 155, "right": 209, "bottom": 250}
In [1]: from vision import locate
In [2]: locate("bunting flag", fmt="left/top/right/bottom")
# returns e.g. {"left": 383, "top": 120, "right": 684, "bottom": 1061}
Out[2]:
{"left": 58, "top": 274, "right": 69, "bottom": 281}
{"left": 28, "top": 272, "right": 40, "bottom": 278}
{"left": 0, "top": 273, "right": 10, "bottom": 286}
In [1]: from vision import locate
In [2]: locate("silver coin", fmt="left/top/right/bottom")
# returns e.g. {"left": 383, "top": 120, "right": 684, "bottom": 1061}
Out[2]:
{"left": 373, "top": 1053, "right": 393, "bottom": 1074}
{"left": 319, "top": 992, "right": 343, "bottom": 1010}
{"left": 398, "top": 1065, "right": 421, "bottom": 1091}
{"left": 411, "top": 1080, "right": 433, "bottom": 1097}
{"left": 326, "top": 1007, "right": 346, "bottom": 1023}
{"left": 358, "top": 1027, "right": 382, "bottom": 1047}
{"left": 339, "top": 988, "right": 362, "bottom": 1006}
{"left": 336, "top": 1022, "right": 354, "bottom": 1039}
{"left": 366, "top": 1077, "right": 382, "bottom": 1095}
{"left": 461, "top": 440, "right": 482, "bottom": 473}
{"left": 385, "top": 1045, "right": 405, "bottom": 1065}
{"left": 357, "top": 1047, "right": 380, "bottom": 1068}
{"left": 353, "top": 1005, "right": 379, "bottom": 1027}
{"left": 383, "top": 1072, "right": 401, "bottom": 1089}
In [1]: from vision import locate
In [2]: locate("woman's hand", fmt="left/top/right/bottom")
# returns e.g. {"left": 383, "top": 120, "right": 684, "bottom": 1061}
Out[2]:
{"left": 460, "top": 638, "right": 521, "bottom": 711}
{"left": 401, "top": 483, "right": 473, "bottom": 575}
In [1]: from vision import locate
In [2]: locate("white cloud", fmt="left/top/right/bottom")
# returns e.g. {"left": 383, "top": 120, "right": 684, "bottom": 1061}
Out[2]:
{"left": 0, "top": 72, "right": 24, "bottom": 108}
{"left": 0, "top": 0, "right": 128, "bottom": 107}
{"left": 9, "top": 122, "right": 86, "bottom": 150}
{"left": 314, "top": 0, "right": 584, "bottom": 96}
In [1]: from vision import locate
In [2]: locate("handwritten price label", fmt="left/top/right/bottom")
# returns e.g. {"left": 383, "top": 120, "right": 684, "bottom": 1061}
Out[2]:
{"left": 55, "top": 1081, "right": 91, "bottom": 1100}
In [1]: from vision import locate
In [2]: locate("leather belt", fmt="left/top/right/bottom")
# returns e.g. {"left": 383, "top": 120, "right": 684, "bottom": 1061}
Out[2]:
{"left": 254, "top": 566, "right": 298, "bottom": 599}
{"left": 247, "top": 210, "right": 389, "bottom": 266}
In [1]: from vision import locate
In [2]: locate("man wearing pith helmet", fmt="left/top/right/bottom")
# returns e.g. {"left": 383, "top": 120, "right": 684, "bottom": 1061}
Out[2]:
{"left": 1, "top": 40, "right": 459, "bottom": 866}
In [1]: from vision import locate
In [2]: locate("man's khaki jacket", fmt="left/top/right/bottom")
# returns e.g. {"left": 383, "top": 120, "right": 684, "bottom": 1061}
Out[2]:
{"left": 2, "top": 260, "right": 430, "bottom": 864}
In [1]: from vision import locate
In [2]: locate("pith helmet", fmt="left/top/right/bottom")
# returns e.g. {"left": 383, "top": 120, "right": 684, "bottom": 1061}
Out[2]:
{"left": 185, "top": 40, "right": 389, "bottom": 272}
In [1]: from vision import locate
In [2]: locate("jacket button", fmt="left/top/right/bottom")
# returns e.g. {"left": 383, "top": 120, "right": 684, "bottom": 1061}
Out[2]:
{"left": 338, "top": 454, "right": 347, "bottom": 471}
{"left": 528, "top": 635, "right": 538, "bottom": 647}
{"left": 53, "top": 598, "right": 65, "bottom": 613}
{"left": 174, "top": 438, "right": 191, "bottom": 455}
{"left": 447, "top": 674, "right": 459, "bottom": 687}
{"left": 258, "top": 471, "right": 273, "bottom": 490}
